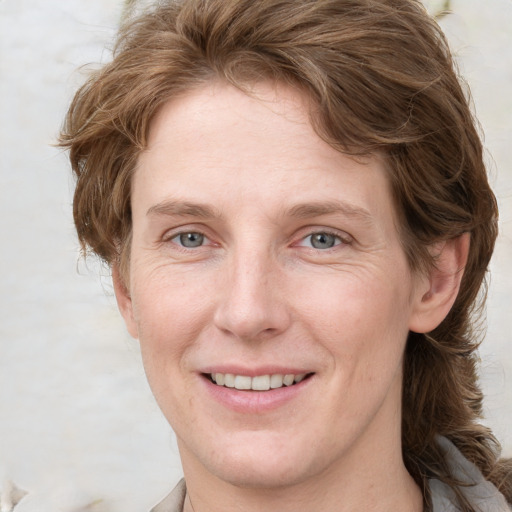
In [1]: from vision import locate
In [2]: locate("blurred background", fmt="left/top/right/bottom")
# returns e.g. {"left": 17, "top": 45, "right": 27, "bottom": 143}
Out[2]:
{"left": 0, "top": 0, "right": 511, "bottom": 510}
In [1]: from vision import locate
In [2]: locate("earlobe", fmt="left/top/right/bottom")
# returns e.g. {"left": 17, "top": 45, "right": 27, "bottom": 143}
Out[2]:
{"left": 409, "top": 233, "right": 470, "bottom": 334}
{"left": 112, "top": 265, "right": 139, "bottom": 339}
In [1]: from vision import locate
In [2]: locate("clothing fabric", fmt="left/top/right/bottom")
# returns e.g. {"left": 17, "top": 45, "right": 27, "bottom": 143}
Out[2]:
{"left": 150, "top": 479, "right": 186, "bottom": 512}
{"left": 428, "top": 436, "right": 511, "bottom": 512}
{"left": 150, "top": 438, "right": 511, "bottom": 512}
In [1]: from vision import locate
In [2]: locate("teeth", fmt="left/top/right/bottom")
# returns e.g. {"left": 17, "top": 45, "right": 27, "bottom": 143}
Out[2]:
{"left": 283, "top": 374, "right": 295, "bottom": 386}
{"left": 234, "top": 375, "right": 252, "bottom": 390}
{"left": 224, "top": 374, "right": 235, "bottom": 388}
{"left": 252, "top": 375, "right": 270, "bottom": 391}
{"left": 211, "top": 373, "right": 309, "bottom": 391}
{"left": 270, "top": 374, "right": 284, "bottom": 388}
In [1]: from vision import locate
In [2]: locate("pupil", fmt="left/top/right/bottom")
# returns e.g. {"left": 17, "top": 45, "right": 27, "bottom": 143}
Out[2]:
{"left": 180, "top": 232, "right": 204, "bottom": 247}
{"left": 312, "top": 233, "right": 335, "bottom": 249}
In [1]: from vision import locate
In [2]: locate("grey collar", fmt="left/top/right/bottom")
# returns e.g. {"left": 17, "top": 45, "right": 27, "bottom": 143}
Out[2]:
{"left": 429, "top": 436, "right": 511, "bottom": 511}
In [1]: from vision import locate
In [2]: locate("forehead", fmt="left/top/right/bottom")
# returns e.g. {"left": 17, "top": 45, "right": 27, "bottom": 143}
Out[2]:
{"left": 134, "top": 80, "right": 397, "bottom": 230}
{"left": 143, "top": 80, "right": 319, "bottom": 170}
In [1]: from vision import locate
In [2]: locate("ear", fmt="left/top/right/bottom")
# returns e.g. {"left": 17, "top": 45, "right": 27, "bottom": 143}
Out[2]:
{"left": 409, "top": 233, "right": 470, "bottom": 334}
{"left": 112, "top": 264, "right": 139, "bottom": 339}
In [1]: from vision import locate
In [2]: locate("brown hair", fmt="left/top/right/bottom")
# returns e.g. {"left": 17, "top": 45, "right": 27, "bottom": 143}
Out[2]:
{"left": 59, "top": 0, "right": 511, "bottom": 508}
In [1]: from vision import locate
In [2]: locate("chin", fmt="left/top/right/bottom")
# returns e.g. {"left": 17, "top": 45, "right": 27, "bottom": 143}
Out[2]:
{"left": 191, "top": 431, "right": 331, "bottom": 490}
{"left": 209, "top": 458, "right": 312, "bottom": 490}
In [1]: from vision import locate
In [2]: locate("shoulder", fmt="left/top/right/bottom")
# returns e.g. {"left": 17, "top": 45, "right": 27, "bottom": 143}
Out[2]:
{"left": 150, "top": 479, "right": 186, "bottom": 512}
{"left": 429, "top": 437, "right": 511, "bottom": 511}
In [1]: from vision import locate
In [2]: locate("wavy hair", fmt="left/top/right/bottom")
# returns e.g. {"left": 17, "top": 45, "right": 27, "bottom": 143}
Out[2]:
{"left": 59, "top": 1, "right": 511, "bottom": 508}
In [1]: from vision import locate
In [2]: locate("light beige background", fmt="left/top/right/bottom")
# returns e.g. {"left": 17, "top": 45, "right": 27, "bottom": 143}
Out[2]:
{"left": 0, "top": 1, "right": 510, "bottom": 510}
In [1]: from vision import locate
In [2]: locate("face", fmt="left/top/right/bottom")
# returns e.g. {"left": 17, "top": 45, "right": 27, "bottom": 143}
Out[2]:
{"left": 117, "top": 81, "right": 431, "bottom": 489}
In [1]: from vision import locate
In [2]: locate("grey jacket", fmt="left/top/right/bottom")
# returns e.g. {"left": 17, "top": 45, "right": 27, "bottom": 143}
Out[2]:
{"left": 151, "top": 438, "right": 511, "bottom": 512}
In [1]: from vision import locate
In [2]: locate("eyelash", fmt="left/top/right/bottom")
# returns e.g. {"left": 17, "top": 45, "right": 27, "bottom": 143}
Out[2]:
{"left": 165, "top": 231, "right": 214, "bottom": 250}
{"left": 296, "top": 230, "right": 351, "bottom": 250}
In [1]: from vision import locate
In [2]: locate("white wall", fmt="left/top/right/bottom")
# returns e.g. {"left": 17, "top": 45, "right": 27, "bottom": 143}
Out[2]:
{"left": 0, "top": 1, "right": 510, "bottom": 510}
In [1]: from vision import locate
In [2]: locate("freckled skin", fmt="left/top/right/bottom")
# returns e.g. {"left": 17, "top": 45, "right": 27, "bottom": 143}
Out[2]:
{"left": 115, "top": 81, "right": 436, "bottom": 511}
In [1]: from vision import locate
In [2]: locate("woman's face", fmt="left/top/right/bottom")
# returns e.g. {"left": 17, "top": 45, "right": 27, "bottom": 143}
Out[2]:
{"left": 117, "top": 81, "right": 429, "bottom": 488}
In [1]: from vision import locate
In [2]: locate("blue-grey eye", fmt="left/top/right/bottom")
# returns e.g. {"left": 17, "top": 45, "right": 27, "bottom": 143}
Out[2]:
{"left": 178, "top": 232, "right": 204, "bottom": 248}
{"left": 308, "top": 232, "right": 339, "bottom": 249}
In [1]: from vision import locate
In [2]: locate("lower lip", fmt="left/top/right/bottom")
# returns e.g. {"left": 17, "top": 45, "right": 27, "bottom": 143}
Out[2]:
{"left": 201, "top": 375, "right": 313, "bottom": 413}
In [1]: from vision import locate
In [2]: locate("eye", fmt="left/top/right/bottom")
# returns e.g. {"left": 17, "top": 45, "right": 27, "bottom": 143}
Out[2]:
{"left": 300, "top": 232, "right": 344, "bottom": 250}
{"left": 171, "top": 232, "right": 206, "bottom": 248}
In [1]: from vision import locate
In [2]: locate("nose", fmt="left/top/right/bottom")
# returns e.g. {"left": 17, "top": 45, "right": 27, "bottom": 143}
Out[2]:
{"left": 213, "top": 247, "right": 291, "bottom": 342}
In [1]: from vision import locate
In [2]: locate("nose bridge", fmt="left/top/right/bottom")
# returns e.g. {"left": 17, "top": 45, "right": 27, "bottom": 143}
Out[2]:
{"left": 213, "top": 241, "right": 289, "bottom": 341}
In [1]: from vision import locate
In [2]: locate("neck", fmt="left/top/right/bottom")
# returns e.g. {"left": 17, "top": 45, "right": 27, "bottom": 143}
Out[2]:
{"left": 180, "top": 428, "right": 423, "bottom": 512}
{"left": 184, "top": 469, "right": 422, "bottom": 512}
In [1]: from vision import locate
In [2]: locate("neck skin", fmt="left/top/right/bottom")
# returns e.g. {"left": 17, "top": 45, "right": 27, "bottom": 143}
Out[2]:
{"left": 179, "top": 376, "right": 423, "bottom": 512}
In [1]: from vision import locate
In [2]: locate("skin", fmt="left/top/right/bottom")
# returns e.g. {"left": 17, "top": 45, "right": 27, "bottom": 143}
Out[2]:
{"left": 114, "top": 81, "right": 468, "bottom": 511}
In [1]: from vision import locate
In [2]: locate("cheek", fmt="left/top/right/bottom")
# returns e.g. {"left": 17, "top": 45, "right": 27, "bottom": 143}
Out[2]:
{"left": 299, "top": 268, "right": 411, "bottom": 333}
{"left": 129, "top": 272, "right": 209, "bottom": 379}
{"left": 132, "top": 263, "right": 213, "bottom": 335}
{"left": 130, "top": 278, "right": 207, "bottom": 419}
{"left": 295, "top": 268, "right": 413, "bottom": 378}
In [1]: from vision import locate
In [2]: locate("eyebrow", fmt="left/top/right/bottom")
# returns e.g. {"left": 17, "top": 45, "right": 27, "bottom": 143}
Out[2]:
{"left": 146, "top": 199, "right": 373, "bottom": 224}
{"left": 286, "top": 200, "right": 374, "bottom": 224}
{"left": 147, "top": 200, "right": 223, "bottom": 219}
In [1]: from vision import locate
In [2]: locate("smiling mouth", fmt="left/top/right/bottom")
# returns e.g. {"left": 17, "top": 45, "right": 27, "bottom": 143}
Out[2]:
{"left": 206, "top": 373, "right": 313, "bottom": 391}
